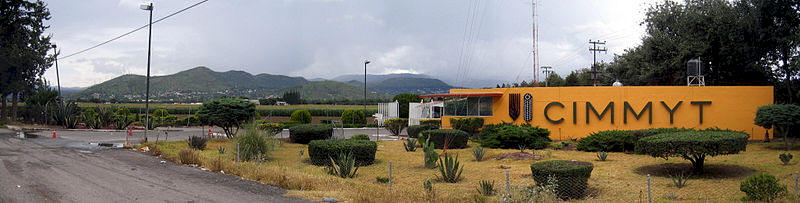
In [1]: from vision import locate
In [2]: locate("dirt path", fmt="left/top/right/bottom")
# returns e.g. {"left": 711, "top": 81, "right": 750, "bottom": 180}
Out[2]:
{"left": 0, "top": 129, "right": 305, "bottom": 202}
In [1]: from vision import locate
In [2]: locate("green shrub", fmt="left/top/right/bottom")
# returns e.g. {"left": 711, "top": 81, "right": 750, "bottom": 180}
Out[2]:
{"left": 258, "top": 122, "right": 283, "bottom": 135}
{"left": 450, "top": 117, "right": 484, "bottom": 137}
{"left": 308, "top": 139, "right": 377, "bottom": 166}
{"left": 670, "top": 172, "right": 689, "bottom": 188}
{"left": 384, "top": 118, "right": 408, "bottom": 136}
{"left": 289, "top": 124, "right": 333, "bottom": 144}
{"left": 740, "top": 173, "right": 787, "bottom": 201}
{"left": 237, "top": 125, "right": 276, "bottom": 161}
{"left": 478, "top": 123, "right": 550, "bottom": 150}
{"left": 187, "top": 136, "right": 208, "bottom": 150}
{"left": 419, "top": 129, "right": 469, "bottom": 149}
{"left": 196, "top": 98, "right": 256, "bottom": 138}
{"left": 278, "top": 121, "right": 302, "bottom": 129}
{"left": 327, "top": 152, "right": 359, "bottom": 178}
{"left": 635, "top": 130, "right": 749, "bottom": 173}
{"left": 576, "top": 128, "right": 684, "bottom": 152}
{"left": 420, "top": 119, "right": 441, "bottom": 127}
{"left": 320, "top": 119, "right": 334, "bottom": 124}
{"left": 596, "top": 151, "right": 608, "bottom": 161}
{"left": 779, "top": 153, "right": 793, "bottom": 165}
{"left": 376, "top": 176, "right": 390, "bottom": 183}
{"left": 472, "top": 146, "right": 486, "bottom": 161}
{"left": 408, "top": 125, "right": 437, "bottom": 138}
{"left": 437, "top": 153, "right": 464, "bottom": 183}
{"left": 341, "top": 109, "right": 365, "bottom": 124}
{"left": 351, "top": 134, "right": 370, "bottom": 141}
{"left": 755, "top": 104, "right": 800, "bottom": 147}
{"left": 290, "top": 109, "right": 312, "bottom": 124}
{"left": 530, "top": 160, "right": 594, "bottom": 199}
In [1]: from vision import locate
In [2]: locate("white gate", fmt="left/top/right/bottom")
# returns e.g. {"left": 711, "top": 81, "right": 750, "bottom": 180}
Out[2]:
{"left": 408, "top": 101, "right": 443, "bottom": 126}
{"left": 375, "top": 101, "right": 399, "bottom": 126}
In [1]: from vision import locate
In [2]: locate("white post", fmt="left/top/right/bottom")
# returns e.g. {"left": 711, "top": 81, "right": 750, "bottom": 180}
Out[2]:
{"left": 389, "top": 161, "right": 393, "bottom": 193}
{"left": 298, "top": 150, "right": 303, "bottom": 171}
{"left": 506, "top": 169, "right": 510, "bottom": 195}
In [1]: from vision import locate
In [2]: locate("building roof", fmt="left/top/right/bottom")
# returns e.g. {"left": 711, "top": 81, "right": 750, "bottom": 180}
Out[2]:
{"left": 420, "top": 92, "right": 503, "bottom": 98}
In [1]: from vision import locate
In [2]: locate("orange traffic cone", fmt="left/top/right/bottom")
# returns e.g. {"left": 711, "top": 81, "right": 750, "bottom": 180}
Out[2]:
{"left": 208, "top": 128, "right": 212, "bottom": 136}
{"left": 52, "top": 130, "right": 56, "bottom": 138}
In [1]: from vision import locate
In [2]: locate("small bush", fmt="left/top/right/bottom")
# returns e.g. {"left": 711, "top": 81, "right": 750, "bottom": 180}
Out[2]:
{"left": 206, "top": 157, "right": 224, "bottom": 172}
{"left": 187, "top": 136, "right": 208, "bottom": 150}
{"left": 237, "top": 125, "right": 276, "bottom": 161}
{"left": 308, "top": 139, "right": 377, "bottom": 166}
{"left": 327, "top": 152, "right": 359, "bottom": 178}
{"left": 278, "top": 120, "right": 302, "bottom": 129}
{"left": 351, "top": 134, "right": 370, "bottom": 141}
{"left": 289, "top": 124, "right": 333, "bottom": 144}
{"left": 472, "top": 146, "right": 486, "bottom": 161}
{"left": 670, "top": 172, "right": 689, "bottom": 188}
{"left": 422, "top": 137, "right": 439, "bottom": 169}
{"left": 596, "top": 151, "right": 608, "bottom": 161}
{"left": 419, "top": 129, "right": 469, "bottom": 149}
{"left": 636, "top": 129, "right": 749, "bottom": 173}
{"left": 740, "top": 173, "right": 787, "bottom": 201}
{"left": 178, "top": 149, "right": 200, "bottom": 165}
{"left": 779, "top": 153, "right": 793, "bottom": 165}
{"left": 376, "top": 176, "right": 390, "bottom": 183}
{"left": 478, "top": 123, "right": 551, "bottom": 150}
{"left": 530, "top": 160, "right": 594, "bottom": 199}
{"left": 477, "top": 180, "right": 495, "bottom": 196}
{"left": 384, "top": 118, "right": 408, "bottom": 136}
{"left": 258, "top": 122, "right": 283, "bottom": 135}
{"left": 437, "top": 153, "right": 464, "bottom": 183}
{"left": 420, "top": 119, "right": 441, "bottom": 127}
{"left": 341, "top": 109, "right": 365, "bottom": 124}
{"left": 407, "top": 125, "right": 438, "bottom": 138}
{"left": 218, "top": 147, "right": 226, "bottom": 154}
{"left": 403, "top": 138, "right": 417, "bottom": 152}
{"left": 450, "top": 117, "right": 484, "bottom": 137}
{"left": 290, "top": 109, "right": 312, "bottom": 124}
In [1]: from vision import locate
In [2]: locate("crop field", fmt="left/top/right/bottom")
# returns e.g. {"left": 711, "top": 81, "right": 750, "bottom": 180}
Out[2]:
{"left": 77, "top": 103, "right": 378, "bottom": 117}
{"left": 148, "top": 139, "right": 800, "bottom": 202}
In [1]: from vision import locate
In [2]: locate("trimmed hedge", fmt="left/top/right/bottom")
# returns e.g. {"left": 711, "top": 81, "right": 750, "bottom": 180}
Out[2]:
{"left": 576, "top": 128, "right": 685, "bottom": 152}
{"left": 419, "top": 119, "right": 441, "bottom": 128}
{"left": 478, "top": 123, "right": 551, "bottom": 149}
{"left": 635, "top": 129, "right": 749, "bottom": 173}
{"left": 289, "top": 124, "right": 333, "bottom": 144}
{"left": 530, "top": 160, "right": 594, "bottom": 199}
{"left": 383, "top": 118, "right": 408, "bottom": 136}
{"left": 418, "top": 129, "right": 469, "bottom": 149}
{"left": 351, "top": 134, "right": 370, "bottom": 141}
{"left": 407, "top": 125, "right": 438, "bottom": 138}
{"left": 290, "top": 109, "right": 312, "bottom": 124}
{"left": 450, "top": 117, "right": 484, "bottom": 136}
{"left": 308, "top": 139, "right": 377, "bottom": 166}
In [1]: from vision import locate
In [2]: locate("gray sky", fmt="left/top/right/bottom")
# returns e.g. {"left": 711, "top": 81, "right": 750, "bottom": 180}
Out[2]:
{"left": 42, "top": 0, "right": 657, "bottom": 88}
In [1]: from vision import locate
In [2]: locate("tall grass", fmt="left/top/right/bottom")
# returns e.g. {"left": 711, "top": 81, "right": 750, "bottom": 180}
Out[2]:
{"left": 236, "top": 123, "right": 277, "bottom": 161}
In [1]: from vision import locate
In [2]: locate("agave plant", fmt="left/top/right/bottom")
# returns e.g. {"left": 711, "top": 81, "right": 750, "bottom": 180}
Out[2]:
{"left": 403, "top": 138, "right": 417, "bottom": 152}
{"left": 422, "top": 137, "right": 438, "bottom": 169}
{"left": 437, "top": 153, "right": 464, "bottom": 183}
{"left": 53, "top": 101, "right": 79, "bottom": 129}
{"left": 596, "top": 151, "right": 608, "bottom": 161}
{"left": 476, "top": 180, "right": 495, "bottom": 196}
{"left": 780, "top": 153, "right": 793, "bottom": 165}
{"left": 112, "top": 115, "right": 134, "bottom": 130}
{"left": 472, "top": 146, "right": 486, "bottom": 161}
{"left": 327, "top": 152, "right": 359, "bottom": 178}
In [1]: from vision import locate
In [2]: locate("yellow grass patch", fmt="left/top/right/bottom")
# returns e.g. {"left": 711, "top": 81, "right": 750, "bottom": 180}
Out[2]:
{"left": 149, "top": 139, "right": 800, "bottom": 202}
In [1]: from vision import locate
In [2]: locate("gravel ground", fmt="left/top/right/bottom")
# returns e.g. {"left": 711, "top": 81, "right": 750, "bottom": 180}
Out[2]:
{"left": 0, "top": 128, "right": 306, "bottom": 202}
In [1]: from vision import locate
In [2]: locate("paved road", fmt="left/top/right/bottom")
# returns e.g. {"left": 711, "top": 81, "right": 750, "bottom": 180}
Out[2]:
{"left": 0, "top": 128, "right": 305, "bottom": 202}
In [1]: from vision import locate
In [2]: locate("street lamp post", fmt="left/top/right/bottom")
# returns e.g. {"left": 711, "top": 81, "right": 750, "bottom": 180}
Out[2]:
{"left": 51, "top": 45, "right": 62, "bottom": 102}
{"left": 141, "top": 2, "right": 153, "bottom": 142}
{"left": 363, "top": 60, "right": 370, "bottom": 124}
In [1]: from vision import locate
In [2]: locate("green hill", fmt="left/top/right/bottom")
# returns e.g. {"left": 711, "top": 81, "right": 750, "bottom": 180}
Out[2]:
{"left": 270, "top": 81, "right": 389, "bottom": 101}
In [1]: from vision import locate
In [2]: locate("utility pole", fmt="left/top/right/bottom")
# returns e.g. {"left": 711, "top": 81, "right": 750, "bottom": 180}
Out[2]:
{"left": 589, "top": 39, "right": 606, "bottom": 86}
{"left": 531, "top": 0, "right": 539, "bottom": 87}
{"left": 141, "top": 2, "right": 154, "bottom": 142}
{"left": 541, "top": 66, "right": 552, "bottom": 87}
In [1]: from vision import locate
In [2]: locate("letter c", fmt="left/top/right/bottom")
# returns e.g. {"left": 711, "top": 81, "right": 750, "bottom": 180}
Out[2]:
{"left": 545, "top": 102, "right": 565, "bottom": 124}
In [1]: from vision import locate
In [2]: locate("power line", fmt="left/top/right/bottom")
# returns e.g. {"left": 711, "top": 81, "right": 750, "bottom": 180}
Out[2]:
{"left": 589, "top": 39, "right": 607, "bottom": 86}
{"left": 58, "top": 0, "right": 210, "bottom": 60}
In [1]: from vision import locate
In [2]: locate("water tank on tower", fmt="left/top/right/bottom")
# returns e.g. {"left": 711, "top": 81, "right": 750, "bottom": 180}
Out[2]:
{"left": 686, "top": 58, "right": 705, "bottom": 86}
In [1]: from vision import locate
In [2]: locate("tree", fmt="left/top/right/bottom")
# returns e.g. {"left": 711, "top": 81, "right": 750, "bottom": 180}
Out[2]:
{"left": 196, "top": 98, "right": 256, "bottom": 138}
{"left": 0, "top": 0, "right": 54, "bottom": 121}
{"left": 282, "top": 90, "right": 302, "bottom": 105}
{"left": 544, "top": 73, "right": 565, "bottom": 87}
{"left": 755, "top": 104, "right": 800, "bottom": 149}
{"left": 392, "top": 93, "right": 420, "bottom": 118}
{"left": 635, "top": 130, "right": 749, "bottom": 173}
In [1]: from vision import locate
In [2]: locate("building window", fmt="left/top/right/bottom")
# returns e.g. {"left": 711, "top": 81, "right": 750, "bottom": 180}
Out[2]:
{"left": 444, "top": 96, "right": 493, "bottom": 116}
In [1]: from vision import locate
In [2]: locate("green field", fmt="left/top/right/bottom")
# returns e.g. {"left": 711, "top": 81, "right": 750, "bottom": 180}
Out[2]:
{"left": 76, "top": 103, "right": 378, "bottom": 117}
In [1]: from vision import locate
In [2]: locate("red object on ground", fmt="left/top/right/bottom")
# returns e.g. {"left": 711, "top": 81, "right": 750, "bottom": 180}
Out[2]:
{"left": 208, "top": 128, "right": 212, "bottom": 136}
{"left": 128, "top": 128, "right": 132, "bottom": 136}
{"left": 52, "top": 130, "right": 56, "bottom": 138}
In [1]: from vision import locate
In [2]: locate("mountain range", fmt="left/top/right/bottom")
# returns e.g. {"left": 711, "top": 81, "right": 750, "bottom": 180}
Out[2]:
{"left": 69, "top": 66, "right": 455, "bottom": 102}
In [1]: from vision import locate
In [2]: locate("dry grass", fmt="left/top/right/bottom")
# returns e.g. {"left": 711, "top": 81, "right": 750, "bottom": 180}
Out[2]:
{"left": 152, "top": 139, "right": 800, "bottom": 202}
{"left": 178, "top": 149, "right": 200, "bottom": 165}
